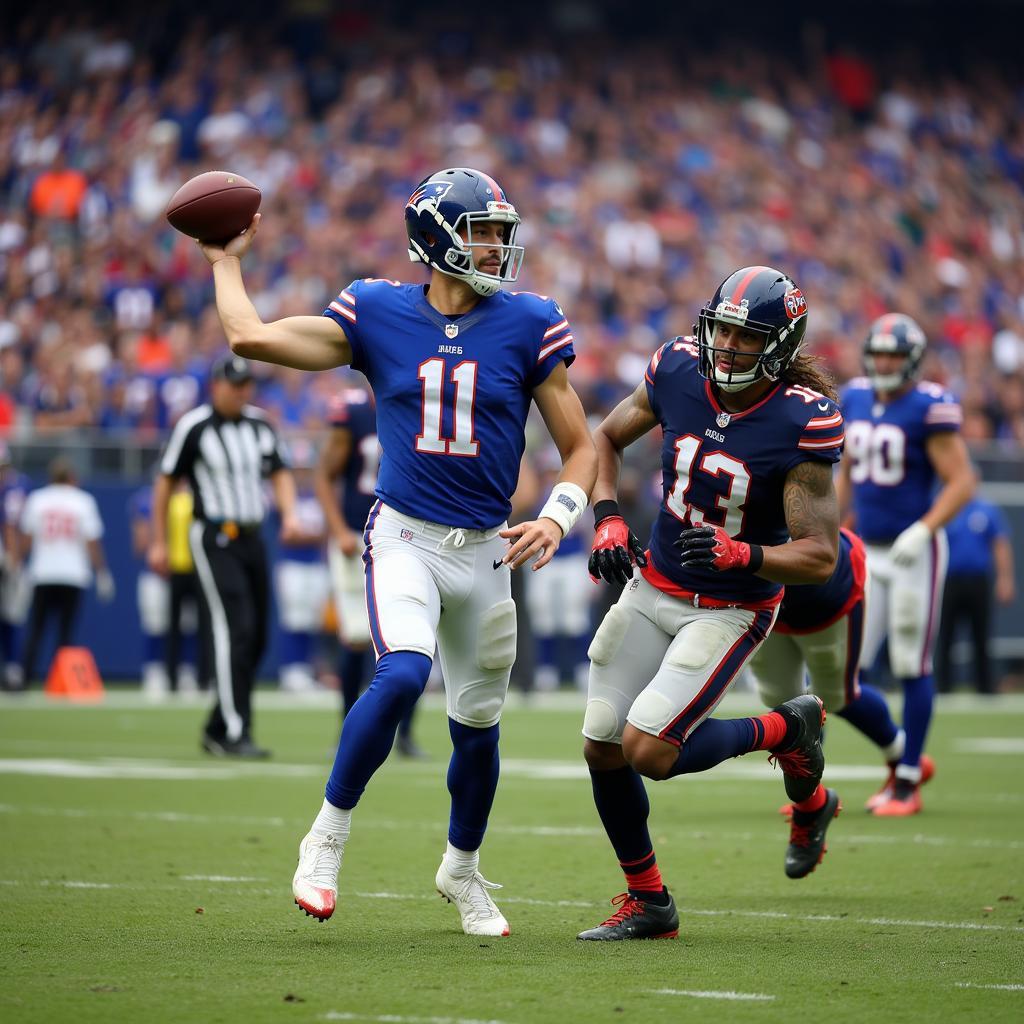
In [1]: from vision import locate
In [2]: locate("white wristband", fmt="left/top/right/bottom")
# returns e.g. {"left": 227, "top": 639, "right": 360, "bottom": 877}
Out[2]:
{"left": 538, "top": 482, "right": 589, "bottom": 538}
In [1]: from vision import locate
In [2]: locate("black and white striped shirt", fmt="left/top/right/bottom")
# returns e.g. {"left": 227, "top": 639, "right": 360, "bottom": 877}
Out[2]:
{"left": 159, "top": 404, "right": 288, "bottom": 525}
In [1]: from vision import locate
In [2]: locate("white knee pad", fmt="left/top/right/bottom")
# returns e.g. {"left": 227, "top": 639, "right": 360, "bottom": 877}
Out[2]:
{"left": 666, "top": 620, "right": 732, "bottom": 671}
{"left": 137, "top": 572, "right": 170, "bottom": 635}
{"left": 891, "top": 591, "right": 923, "bottom": 676}
{"left": 477, "top": 599, "right": 517, "bottom": 671}
{"left": 583, "top": 697, "right": 623, "bottom": 743}
{"left": 587, "top": 606, "right": 630, "bottom": 666}
{"left": 627, "top": 688, "right": 679, "bottom": 738}
{"left": 804, "top": 641, "right": 847, "bottom": 711}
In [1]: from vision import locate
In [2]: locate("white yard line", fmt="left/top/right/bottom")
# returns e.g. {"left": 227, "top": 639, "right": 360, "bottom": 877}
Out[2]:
{"left": 324, "top": 1014, "right": 515, "bottom": 1024}
{"left": 954, "top": 739, "right": 1024, "bottom": 754}
{"left": 651, "top": 989, "right": 775, "bottom": 1002}
{"left": 2, "top": 878, "right": 1019, "bottom": 934}
{"left": 3, "top": 801, "right": 1023, "bottom": 851}
{"left": 954, "top": 983, "right": 1024, "bottom": 992}
{"left": 3, "top": 690, "right": 1024, "bottom": 714}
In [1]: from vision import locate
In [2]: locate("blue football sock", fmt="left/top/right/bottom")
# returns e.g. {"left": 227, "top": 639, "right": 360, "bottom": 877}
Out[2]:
{"left": 279, "top": 629, "right": 310, "bottom": 667}
{"left": 338, "top": 644, "right": 370, "bottom": 718}
{"left": 589, "top": 764, "right": 653, "bottom": 865}
{"left": 142, "top": 633, "right": 163, "bottom": 663}
{"left": 447, "top": 719, "right": 500, "bottom": 851}
{"left": 900, "top": 673, "right": 934, "bottom": 768}
{"left": 325, "top": 650, "right": 431, "bottom": 809}
{"left": 667, "top": 717, "right": 756, "bottom": 777}
{"left": 837, "top": 680, "right": 900, "bottom": 750}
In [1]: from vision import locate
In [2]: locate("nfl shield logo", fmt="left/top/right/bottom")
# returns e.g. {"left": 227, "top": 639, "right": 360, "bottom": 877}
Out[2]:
{"left": 716, "top": 412, "right": 731, "bottom": 428}
{"left": 445, "top": 323, "right": 459, "bottom": 339}
{"left": 400, "top": 528, "right": 414, "bottom": 542}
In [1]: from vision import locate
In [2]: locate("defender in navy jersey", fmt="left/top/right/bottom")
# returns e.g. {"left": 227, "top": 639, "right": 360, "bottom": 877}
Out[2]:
{"left": 199, "top": 167, "right": 596, "bottom": 936}
{"left": 749, "top": 528, "right": 935, "bottom": 814}
{"left": 314, "top": 387, "right": 423, "bottom": 756}
{"left": 837, "top": 314, "right": 974, "bottom": 816}
{"left": 579, "top": 267, "right": 844, "bottom": 940}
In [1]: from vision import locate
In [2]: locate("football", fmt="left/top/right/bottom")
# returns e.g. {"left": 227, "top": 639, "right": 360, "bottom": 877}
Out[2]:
{"left": 165, "top": 170, "right": 261, "bottom": 244}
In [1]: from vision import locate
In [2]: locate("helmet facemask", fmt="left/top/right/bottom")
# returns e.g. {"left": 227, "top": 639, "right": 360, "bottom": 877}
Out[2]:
{"left": 863, "top": 316, "right": 926, "bottom": 392}
{"left": 408, "top": 201, "right": 524, "bottom": 297}
{"left": 697, "top": 303, "right": 803, "bottom": 393}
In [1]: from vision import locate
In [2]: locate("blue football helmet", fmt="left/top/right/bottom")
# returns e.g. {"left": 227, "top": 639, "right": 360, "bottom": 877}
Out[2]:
{"left": 696, "top": 266, "right": 808, "bottom": 392}
{"left": 863, "top": 313, "right": 926, "bottom": 392}
{"left": 405, "top": 167, "right": 524, "bottom": 297}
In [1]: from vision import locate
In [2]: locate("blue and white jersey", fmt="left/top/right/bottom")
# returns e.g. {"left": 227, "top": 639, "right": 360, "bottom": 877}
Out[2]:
{"left": 323, "top": 279, "right": 575, "bottom": 529}
{"left": 327, "top": 389, "right": 380, "bottom": 532}
{"left": 278, "top": 492, "right": 327, "bottom": 565}
{"left": 0, "top": 470, "right": 30, "bottom": 564}
{"left": 842, "top": 377, "right": 962, "bottom": 543}
{"left": 643, "top": 338, "right": 844, "bottom": 605}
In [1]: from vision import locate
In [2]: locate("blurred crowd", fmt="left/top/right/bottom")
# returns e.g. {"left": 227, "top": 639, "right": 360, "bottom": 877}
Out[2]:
{"left": 2, "top": 7, "right": 1024, "bottom": 449}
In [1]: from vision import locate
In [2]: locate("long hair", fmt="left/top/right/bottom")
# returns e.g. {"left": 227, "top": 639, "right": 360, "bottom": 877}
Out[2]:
{"left": 781, "top": 352, "right": 838, "bottom": 403}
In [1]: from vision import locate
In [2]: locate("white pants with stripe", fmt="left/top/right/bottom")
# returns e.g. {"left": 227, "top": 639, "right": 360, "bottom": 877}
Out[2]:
{"left": 584, "top": 575, "right": 777, "bottom": 747}
{"left": 275, "top": 560, "right": 330, "bottom": 633}
{"left": 861, "top": 531, "right": 948, "bottom": 678}
{"left": 363, "top": 503, "right": 516, "bottom": 728}
{"left": 327, "top": 542, "right": 372, "bottom": 646}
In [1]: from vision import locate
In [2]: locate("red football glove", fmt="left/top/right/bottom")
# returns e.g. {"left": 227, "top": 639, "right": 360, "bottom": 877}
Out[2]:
{"left": 675, "top": 524, "right": 763, "bottom": 573}
{"left": 589, "top": 513, "right": 648, "bottom": 587}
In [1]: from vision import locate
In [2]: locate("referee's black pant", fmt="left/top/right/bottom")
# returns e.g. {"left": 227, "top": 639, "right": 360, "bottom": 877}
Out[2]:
{"left": 189, "top": 523, "right": 269, "bottom": 743}
{"left": 21, "top": 583, "right": 83, "bottom": 686}
{"left": 935, "top": 572, "right": 995, "bottom": 694}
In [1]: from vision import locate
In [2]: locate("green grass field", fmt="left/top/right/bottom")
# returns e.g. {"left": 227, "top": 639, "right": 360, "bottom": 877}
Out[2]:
{"left": 1, "top": 689, "right": 1022, "bottom": 1024}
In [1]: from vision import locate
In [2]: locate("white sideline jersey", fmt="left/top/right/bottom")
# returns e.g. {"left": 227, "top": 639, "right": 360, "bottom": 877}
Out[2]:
{"left": 20, "top": 484, "right": 103, "bottom": 587}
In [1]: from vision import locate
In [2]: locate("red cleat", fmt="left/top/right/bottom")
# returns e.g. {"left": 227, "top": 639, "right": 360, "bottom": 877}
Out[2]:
{"left": 872, "top": 784, "right": 923, "bottom": 817}
{"left": 866, "top": 754, "right": 934, "bottom": 812}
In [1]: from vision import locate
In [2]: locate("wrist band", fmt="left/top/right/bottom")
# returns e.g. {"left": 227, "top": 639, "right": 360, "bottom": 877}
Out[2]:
{"left": 747, "top": 544, "right": 764, "bottom": 573}
{"left": 539, "top": 481, "right": 589, "bottom": 537}
{"left": 593, "top": 500, "right": 620, "bottom": 527}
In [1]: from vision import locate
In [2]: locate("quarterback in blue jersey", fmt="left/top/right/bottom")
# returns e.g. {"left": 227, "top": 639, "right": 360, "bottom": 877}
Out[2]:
{"left": 578, "top": 266, "right": 844, "bottom": 940}
{"left": 837, "top": 314, "right": 974, "bottom": 816}
{"left": 314, "top": 387, "right": 423, "bottom": 756}
{"left": 199, "top": 167, "right": 597, "bottom": 936}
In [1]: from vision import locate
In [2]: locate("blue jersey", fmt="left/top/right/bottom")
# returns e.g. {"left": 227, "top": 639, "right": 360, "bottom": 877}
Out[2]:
{"left": 842, "top": 377, "right": 962, "bottom": 542}
{"left": 945, "top": 498, "right": 1008, "bottom": 577}
{"left": 643, "top": 339, "right": 844, "bottom": 605}
{"left": 776, "top": 528, "right": 866, "bottom": 633}
{"left": 327, "top": 388, "right": 380, "bottom": 531}
{"left": 323, "top": 279, "right": 575, "bottom": 529}
{"left": 0, "top": 471, "right": 30, "bottom": 533}
{"left": 277, "top": 492, "right": 326, "bottom": 564}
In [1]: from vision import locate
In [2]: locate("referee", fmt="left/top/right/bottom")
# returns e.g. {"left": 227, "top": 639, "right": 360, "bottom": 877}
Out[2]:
{"left": 149, "top": 354, "right": 299, "bottom": 757}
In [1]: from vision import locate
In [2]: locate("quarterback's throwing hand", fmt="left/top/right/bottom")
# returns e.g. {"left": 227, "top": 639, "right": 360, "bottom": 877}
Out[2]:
{"left": 676, "top": 524, "right": 759, "bottom": 573}
{"left": 588, "top": 514, "right": 647, "bottom": 587}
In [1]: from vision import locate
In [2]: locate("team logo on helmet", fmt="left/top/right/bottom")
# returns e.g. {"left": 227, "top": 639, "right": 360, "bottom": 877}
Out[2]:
{"left": 784, "top": 288, "right": 807, "bottom": 320}
{"left": 407, "top": 180, "right": 454, "bottom": 211}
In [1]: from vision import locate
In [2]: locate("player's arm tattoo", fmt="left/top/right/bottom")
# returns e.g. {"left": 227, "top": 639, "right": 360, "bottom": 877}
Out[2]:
{"left": 783, "top": 460, "right": 840, "bottom": 543}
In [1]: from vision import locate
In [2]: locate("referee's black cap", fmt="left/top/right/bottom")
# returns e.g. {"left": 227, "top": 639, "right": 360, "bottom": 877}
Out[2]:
{"left": 210, "top": 353, "right": 253, "bottom": 385}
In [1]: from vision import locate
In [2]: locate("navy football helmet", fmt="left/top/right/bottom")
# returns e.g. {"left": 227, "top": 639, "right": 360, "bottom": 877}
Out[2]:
{"left": 696, "top": 266, "right": 808, "bottom": 392}
{"left": 405, "top": 167, "right": 524, "bottom": 297}
{"left": 863, "top": 313, "right": 926, "bottom": 392}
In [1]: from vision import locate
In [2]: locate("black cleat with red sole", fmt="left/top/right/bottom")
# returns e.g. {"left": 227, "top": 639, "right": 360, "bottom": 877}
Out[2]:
{"left": 577, "top": 890, "right": 679, "bottom": 941}
{"left": 785, "top": 788, "right": 841, "bottom": 879}
{"left": 769, "top": 694, "right": 826, "bottom": 804}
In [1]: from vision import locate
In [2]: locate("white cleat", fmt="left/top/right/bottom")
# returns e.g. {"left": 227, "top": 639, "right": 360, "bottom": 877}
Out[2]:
{"left": 435, "top": 861, "right": 510, "bottom": 937}
{"left": 292, "top": 832, "right": 342, "bottom": 922}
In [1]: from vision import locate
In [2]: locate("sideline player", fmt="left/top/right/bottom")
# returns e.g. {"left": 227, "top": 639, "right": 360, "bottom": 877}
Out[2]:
{"left": 198, "top": 167, "right": 597, "bottom": 936}
{"left": 0, "top": 444, "right": 30, "bottom": 689}
{"left": 314, "top": 387, "right": 423, "bottom": 755}
{"left": 129, "top": 482, "right": 170, "bottom": 697}
{"left": 579, "top": 267, "right": 843, "bottom": 941}
{"left": 748, "top": 526, "right": 934, "bottom": 816}
{"left": 838, "top": 315, "right": 974, "bottom": 815}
